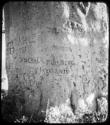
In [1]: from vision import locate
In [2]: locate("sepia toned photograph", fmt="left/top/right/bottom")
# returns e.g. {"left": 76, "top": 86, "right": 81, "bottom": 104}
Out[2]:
{"left": 1, "top": 1, "right": 108, "bottom": 123}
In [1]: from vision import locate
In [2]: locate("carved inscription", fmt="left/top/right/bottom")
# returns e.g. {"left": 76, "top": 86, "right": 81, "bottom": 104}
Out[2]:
{"left": 35, "top": 67, "right": 69, "bottom": 75}
{"left": 7, "top": 40, "right": 15, "bottom": 54}
{"left": 18, "top": 57, "right": 75, "bottom": 76}
{"left": 19, "top": 56, "right": 75, "bottom": 66}
{"left": 19, "top": 57, "right": 40, "bottom": 64}
{"left": 7, "top": 39, "right": 35, "bottom": 55}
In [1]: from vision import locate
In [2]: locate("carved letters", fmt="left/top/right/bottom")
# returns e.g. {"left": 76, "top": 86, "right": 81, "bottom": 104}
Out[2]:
{"left": 7, "top": 41, "right": 15, "bottom": 54}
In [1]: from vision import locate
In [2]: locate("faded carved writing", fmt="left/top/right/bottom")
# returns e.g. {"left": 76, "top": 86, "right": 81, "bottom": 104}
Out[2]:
{"left": 7, "top": 40, "right": 15, "bottom": 54}
{"left": 19, "top": 57, "right": 75, "bottom": 66}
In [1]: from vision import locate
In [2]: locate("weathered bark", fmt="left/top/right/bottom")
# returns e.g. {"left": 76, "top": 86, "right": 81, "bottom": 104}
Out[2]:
{"left": 3, "top": 2, "right": 108, "bottom": 120}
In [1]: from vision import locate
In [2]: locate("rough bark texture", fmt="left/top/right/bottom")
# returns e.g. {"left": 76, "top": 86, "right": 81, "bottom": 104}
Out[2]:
{"left": 3, "top": 2, "right": 108, "bottom": 120}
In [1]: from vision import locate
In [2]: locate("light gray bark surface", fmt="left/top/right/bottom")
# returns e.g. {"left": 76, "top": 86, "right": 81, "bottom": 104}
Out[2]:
{"left": 3, "top": 2, "right": 108, "bottom": 119}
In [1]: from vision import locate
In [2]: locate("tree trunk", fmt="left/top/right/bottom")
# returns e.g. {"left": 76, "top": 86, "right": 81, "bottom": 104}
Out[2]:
{"left": 3, "top": 2, "right": 108, "bottom": 121}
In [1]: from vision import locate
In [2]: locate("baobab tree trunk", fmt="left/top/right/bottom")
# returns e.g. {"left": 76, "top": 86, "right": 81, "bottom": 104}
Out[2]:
{"left": 3, "top": 2, "right": 108, "bottom": 121}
